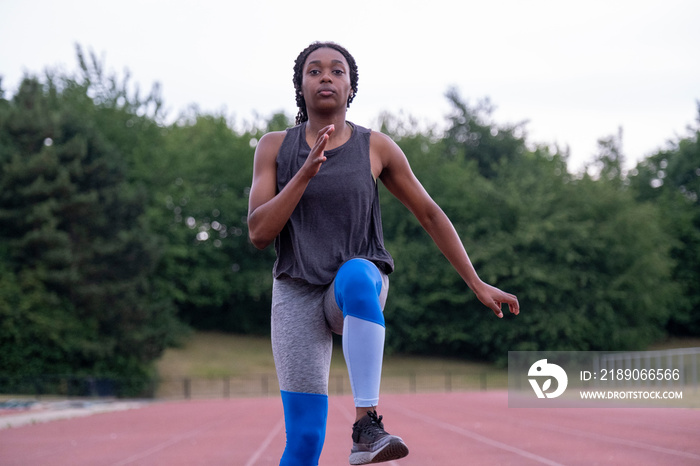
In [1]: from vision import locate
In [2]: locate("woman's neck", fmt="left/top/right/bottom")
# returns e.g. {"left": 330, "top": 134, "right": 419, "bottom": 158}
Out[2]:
{"left": 305, "top": 112, "right": 346, "bottom": 131}
{"left": 305, "top": 115, "right": 353, "bottom": 149}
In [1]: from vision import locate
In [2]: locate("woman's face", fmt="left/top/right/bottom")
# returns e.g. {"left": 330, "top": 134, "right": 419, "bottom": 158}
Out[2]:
{"left": 301, "top": 47, "right": 352, "bottom": 116}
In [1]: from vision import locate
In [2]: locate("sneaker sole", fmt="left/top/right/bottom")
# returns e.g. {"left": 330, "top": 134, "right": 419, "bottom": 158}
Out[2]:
{"left": 349, "top": 438, "right": 409, "bottom": 465}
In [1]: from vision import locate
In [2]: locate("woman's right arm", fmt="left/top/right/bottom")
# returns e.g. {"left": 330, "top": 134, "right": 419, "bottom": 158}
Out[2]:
{"left": 247, "top": 125, "right": 334, "bottom": 249}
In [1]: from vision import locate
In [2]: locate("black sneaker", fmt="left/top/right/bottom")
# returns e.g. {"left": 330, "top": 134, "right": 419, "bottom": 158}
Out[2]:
{"left": 349, "top": 410, "right": 409, "bottom": 465}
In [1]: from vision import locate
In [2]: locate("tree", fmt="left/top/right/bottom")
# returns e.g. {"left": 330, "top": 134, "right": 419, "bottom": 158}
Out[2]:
{"left": 141, "top": 113, "right": 277, "bottom": 334}
{"left": 380, "top": 92, "right": 676, "bottom": 363}
{"left": 442, "top": 88, "right": 527, "bottom": 179}
{"left": 587, "top": 127, "right": 625, "bottom": 185}
{"left": 629, "top": 104, "right": 700, "bottom": 336}
{"left": 0, "top": 60, "right": 184, "bottom": 395}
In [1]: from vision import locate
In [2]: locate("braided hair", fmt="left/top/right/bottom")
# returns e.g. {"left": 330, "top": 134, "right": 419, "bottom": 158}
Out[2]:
{"left": 293, "top": 41, "right": 359, "bottom": 125}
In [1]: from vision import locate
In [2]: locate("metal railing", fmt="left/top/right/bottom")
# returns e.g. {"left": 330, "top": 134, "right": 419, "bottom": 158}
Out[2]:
{"left": 593, "top": 347, "right": 700, "bottom": 390}
{"left": 0, "top": 370, "right": 507, "bottom": 400}
{"left": 154, "top": 370, "right": 507, "bottom": 400}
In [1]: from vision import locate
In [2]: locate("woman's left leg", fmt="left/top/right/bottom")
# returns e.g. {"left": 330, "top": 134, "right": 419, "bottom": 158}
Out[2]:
{"left": 327, "top": 258, "right": 388, "bottom": 410}
{"left": 326, "top": 259, "right": 409, "bottom": 464}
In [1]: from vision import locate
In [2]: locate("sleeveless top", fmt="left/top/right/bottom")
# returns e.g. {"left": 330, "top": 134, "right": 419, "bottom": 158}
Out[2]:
{"left": 273, "top": 122, "right": 394, "bottom": 285}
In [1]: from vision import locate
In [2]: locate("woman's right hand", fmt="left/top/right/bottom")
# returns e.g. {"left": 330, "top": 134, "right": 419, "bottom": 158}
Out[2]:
{"left": 300, "top": 124, "right": 334, "bottom": 179}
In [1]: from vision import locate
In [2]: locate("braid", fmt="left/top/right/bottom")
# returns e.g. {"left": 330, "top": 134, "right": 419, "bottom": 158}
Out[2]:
{"left": 293, "top": 41, "right": 359, "bottom": 125}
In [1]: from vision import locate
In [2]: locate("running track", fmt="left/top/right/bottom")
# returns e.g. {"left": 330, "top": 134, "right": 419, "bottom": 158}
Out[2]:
{"left": 2, "top": 391, "right": 699, "bottom": 465}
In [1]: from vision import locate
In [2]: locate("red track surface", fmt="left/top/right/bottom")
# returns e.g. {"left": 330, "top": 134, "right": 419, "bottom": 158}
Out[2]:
{"left": 2, "top": 391, "right": 699, "bottom": 465}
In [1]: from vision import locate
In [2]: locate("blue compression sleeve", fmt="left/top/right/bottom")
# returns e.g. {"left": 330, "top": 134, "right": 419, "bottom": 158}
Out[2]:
{"left": 334, "top": 259, "right": 386, "bottom": 407}
{"left": 279, "top": 390, "right": 328, "bottom": 466}
{"left": 343, "top": 315, "right": 385, "bottom": 406}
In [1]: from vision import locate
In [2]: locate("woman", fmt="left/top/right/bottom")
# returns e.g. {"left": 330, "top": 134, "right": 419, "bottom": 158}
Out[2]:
{"left": 247, "top": 41, "right": 520, "bottom": 466}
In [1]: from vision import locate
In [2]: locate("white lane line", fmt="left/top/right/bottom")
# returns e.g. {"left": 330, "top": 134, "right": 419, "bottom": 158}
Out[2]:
{"left": 111, "top": 417, "right": 229, "bottom": 466}
{"left": 395, "top": 405, "right": 566, "bottom": 466}
{"left": 524, "top": 420, "right": 700, "bottom": 462}
{"left": 243, "top": 418, "right": 285, "bottom": 466}
{"left": 445, "top": 397, "right": 700, "bottom": 459}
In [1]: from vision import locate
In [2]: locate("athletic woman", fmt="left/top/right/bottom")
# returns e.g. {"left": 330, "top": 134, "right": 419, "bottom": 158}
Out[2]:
{"left": 247, "top": 41, "right": 520, "bottom": 465}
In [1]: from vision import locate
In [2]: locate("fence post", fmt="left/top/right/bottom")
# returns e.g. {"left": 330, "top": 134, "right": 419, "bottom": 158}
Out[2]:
{"left": 149, "top": 378, "right": 157, "bottom": 399}
{"left": 261, "top": 374, "right": 268, "bottom": 396}
{"left": 184, "top": 378, "right": 191, "bottom": 399}
{"left": 335, "top": 375, "right": 343, "bottom": 395}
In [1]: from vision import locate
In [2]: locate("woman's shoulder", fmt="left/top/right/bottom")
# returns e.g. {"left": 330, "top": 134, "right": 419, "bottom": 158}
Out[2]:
{"left": 259, "top": 129, "right": 290, "bottom": 145}
{"left": 255, "top": 128, "right": 293, "bottom": 157}
{"left": 251, "top": 132, "right": 285, "bottom": 171}
{"left": 368, "top": 128, "right": 399, "bottom": 152}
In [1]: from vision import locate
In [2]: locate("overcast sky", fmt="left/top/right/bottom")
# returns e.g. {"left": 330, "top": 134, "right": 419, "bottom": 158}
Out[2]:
{"left": 2, "top": 0, "right": 698, "bottom": 172}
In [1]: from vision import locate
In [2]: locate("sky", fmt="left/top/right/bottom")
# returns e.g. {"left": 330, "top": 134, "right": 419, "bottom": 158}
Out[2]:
{"left": 1, "top": 0, "right": 699, "bottom": 172}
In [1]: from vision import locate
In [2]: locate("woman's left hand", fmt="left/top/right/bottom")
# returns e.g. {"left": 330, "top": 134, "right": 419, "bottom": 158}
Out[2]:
{"left": 473, "top": 281, "right": 520, "bottom": 318}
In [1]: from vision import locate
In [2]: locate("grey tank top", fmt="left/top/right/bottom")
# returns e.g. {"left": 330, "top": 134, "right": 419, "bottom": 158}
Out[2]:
{"left": 273, "top": 122, "right": 394, "bottom": 285}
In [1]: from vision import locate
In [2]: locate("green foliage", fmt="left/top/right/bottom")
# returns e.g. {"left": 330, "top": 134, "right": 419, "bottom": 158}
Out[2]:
{"left": 442, "top": 88, "right": 527, "bottom": 179}
{"left": 629, "top": 105, "right": 700, "bottom": 335}
{"left": 381, "top": 92, "right": 677, "bottom": 363}
{"left": 0, "top": 54, "right": 185, "bottom": 396}
{"left": 141, "top": 113, "right": 277, "bottom": 333}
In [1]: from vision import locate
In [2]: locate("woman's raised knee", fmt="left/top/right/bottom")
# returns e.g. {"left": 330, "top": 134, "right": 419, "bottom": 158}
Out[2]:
{"left": 334, "top": 259, "right": 384, "bottom": 326}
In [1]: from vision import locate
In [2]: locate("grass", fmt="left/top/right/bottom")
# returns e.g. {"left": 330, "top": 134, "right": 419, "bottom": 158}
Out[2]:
{"left": 154, "top": 332, "right": 507, "bottom": 398}
{"left": 156, "top": 331, "right": 502, "bottom": 380}
{"left": 648, "top": 336, "right": 700, "bottom": 351}
{"left": 154, "top": 332, "right": 700, "bottom": 399}
{"left": 156, "top": 333, "right": 277, "bottom": 379}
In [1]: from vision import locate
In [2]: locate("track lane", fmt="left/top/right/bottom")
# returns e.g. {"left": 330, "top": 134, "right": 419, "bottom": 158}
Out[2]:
{"left": 1, "top": 392, "right": 698, "bottom": 465}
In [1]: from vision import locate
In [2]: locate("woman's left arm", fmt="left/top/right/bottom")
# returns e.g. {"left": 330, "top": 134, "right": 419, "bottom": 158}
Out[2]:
{"left": 373, "top": 132, "right": 519, "bottom": 318}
